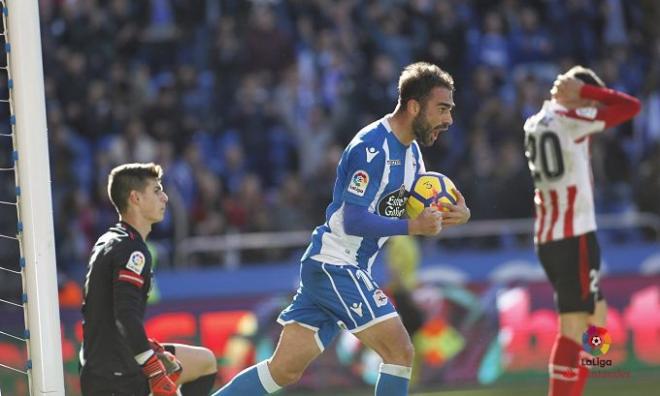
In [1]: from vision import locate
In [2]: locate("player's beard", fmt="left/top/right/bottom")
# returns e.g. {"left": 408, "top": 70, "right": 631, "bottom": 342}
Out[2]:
{"left": 412, "top": 110, "right": 435, "bottom": 147}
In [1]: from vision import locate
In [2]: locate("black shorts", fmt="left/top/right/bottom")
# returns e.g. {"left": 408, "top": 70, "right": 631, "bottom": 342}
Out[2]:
{"left": 537, "top": 231, "right": 604, "bottom": 314}
{"left": 80, "top": 345, "right": 176, "bottom": 396}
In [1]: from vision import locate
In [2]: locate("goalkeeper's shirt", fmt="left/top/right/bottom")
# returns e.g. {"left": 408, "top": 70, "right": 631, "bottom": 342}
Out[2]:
{"left": 79, "top": 221, "right": 153, "bottom": 377}
{"left": 302, "top": 116, "right": 425, "bottom": 273}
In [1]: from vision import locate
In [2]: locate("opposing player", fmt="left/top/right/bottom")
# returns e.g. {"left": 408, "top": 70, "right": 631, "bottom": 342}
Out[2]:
{"left": 79, "top": 163, "right": 217, "bottom": 396}
{"left": 523, "top": 66, "right": 640, "bottom": 396}
{"left": 213, "top": 62, "right": 470, "bottom": 396}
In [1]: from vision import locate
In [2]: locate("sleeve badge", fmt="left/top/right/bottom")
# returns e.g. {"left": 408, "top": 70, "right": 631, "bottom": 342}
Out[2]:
{"left": 125, "top": 251, "right": 146, "bottom": 275}
{"left": 347, "top": 170, "right": 369, "bottom": 197}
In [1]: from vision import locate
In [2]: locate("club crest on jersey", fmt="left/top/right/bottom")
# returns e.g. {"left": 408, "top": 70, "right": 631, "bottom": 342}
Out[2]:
{"left": 576, "top": 107, "right": 597, "bottom": 119}
{"left": 348, "top": 170, "right": 369, "bottom": 197}
{"left": 378, "top": 184, "right": 408, "bottom": 218}
{"left": 366, "top": 147, "right": 379, "bottom": 163}
{"left": 373, "top": 289, "right": 388, "bottom": 307}
{"left": 126, "top": 251, "right": 145, "bottom": 275}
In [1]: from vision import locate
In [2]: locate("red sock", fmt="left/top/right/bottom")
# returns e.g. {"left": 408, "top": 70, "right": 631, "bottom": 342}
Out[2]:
{"left": 548, "top": 336, "right": 582, "bottom": 396}
{"left": 571, "top": 351, "right": 591, "bottom": 396}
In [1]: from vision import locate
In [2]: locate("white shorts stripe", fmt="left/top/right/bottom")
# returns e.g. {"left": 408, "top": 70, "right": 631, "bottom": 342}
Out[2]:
{"left": 275, "top": 319, "right": 325, "bottom": 352}
{"left": 348, "top": 311, "right": 399, "bottom": 334}
{"left": 322, "top": 263, "right": 358, "bottom": 328}
{"left": 346, "top": 269, "right": 376, "bottom": 320}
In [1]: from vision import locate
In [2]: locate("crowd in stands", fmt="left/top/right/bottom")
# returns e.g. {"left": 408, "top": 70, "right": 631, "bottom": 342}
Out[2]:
{"left": 2, "top": 0, "right": 660, "bottom": 279}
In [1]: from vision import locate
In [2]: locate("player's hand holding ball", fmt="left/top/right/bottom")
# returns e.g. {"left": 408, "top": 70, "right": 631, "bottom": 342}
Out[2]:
{"left": 406, "top": 172, "right": 470, "bottom": 231}
{"left": 409, "top": 207, "right": 444, "bottom": 236}
{"left": 437, "top": 188, "right": 470, "bottom": 227}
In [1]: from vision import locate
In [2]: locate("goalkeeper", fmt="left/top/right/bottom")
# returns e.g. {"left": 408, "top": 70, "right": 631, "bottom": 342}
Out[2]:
{"left": 79, "top": 163, "right": 217, "bottom": 395}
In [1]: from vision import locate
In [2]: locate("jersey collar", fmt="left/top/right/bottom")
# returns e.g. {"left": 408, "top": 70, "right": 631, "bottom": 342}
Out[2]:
{"left": 118, "top": 221, "right": 144, "bottom": 242}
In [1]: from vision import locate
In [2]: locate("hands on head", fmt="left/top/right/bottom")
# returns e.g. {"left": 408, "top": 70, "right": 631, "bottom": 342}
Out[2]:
{"left": 551, "top": 75, "right": 585, "bottom": 106}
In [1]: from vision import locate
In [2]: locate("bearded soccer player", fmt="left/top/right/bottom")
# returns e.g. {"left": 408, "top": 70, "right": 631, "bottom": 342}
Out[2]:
{"left": 79, "top": 163, "right": 217, "bottom": 396}
{"left": 212, "top": 62, "right": 470, "bottom": 396}
{"left": 524, "top": 66, "right": 641, "bottom": 396}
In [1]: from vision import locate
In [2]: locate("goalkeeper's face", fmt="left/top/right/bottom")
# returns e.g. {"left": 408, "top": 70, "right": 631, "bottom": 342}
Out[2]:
{"left": 137, "top": 178, "right": 168, "bottom": 223}
{"left": 412, "top": 87, "right": 454, "bottom": 147}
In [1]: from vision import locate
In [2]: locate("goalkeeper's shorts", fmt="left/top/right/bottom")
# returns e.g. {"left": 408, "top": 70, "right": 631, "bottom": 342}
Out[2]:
{"left": 80, "top": 367, "right": 149, "bottom": 396}
{"left": 80, "top": 345, "right": 177, "bottom": 396}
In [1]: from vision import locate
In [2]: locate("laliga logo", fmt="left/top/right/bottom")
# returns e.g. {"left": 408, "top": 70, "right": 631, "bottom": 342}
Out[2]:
{"left": 583, "top": 325, "right": 611, "bottom": 356}
{"left": 352, "top": 171, "right": 367, "bottom": 186}
{"left": 582, "top": 325, "right": 613, "bottom": 368}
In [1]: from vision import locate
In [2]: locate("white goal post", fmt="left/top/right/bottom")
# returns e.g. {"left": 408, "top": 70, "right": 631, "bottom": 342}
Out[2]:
{"left": 6, "top": 0, "right": 65, "bottom": 394}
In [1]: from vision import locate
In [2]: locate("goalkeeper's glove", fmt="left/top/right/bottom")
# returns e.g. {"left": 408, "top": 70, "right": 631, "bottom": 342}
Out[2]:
{"left": 148, "top": 338, "right": 183, "bottom": 383}
{"left": 142, "top": 352, "right": 179, "bottom": 396}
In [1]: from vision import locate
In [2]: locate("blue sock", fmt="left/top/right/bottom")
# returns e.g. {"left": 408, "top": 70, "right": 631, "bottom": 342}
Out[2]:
{"left": 212, "top": 360, "right": 282, "bottom": 395}
{"left": 374, "top": 363, "right": 411, "bottom": 396}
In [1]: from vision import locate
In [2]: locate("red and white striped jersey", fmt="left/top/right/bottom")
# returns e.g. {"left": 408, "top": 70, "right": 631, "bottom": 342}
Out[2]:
{"left": 524, "top": 85, "right": 641, "bottom": 244}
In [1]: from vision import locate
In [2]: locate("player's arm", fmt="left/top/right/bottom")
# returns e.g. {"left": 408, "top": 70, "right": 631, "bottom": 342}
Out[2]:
{"left": 112, "top": 246, "right": 150, "bottom": 354}
{"left": 343, "top": 203, "right": 407, "bottom": 237}
{"left": 344, "top": 204, "right": 443, "bottom": 237}
{"left": 112, "top": 245, "right": 177, "bottom": 396}
{"left": 579, "top": 84, "right": 641, "bottom": 128}
{"left": 553, "top": 77, "right": 641, "bottom": 128}
{"left": 341, "top": 141, "right": 442, "bottom": 237}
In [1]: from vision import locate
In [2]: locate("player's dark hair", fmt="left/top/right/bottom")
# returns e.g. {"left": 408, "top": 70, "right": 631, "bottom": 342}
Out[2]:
{"left": 398, "top": 62, "right": 454, "bottom": 110}
{"left": 564, "top": 65, "right": 605, "bottom": 87}
{"left": 108, "top": 163, "right": 163, "bottom": 214}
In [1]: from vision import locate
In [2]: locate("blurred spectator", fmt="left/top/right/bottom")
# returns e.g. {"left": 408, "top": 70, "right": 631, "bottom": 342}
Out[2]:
{"left": 244, "top": 5, "right": 295, "bottom": 74}
{"left": 271, "top": 174, "right": 313, "bottom": 232}
{"left": 635, "top": 144, "right": 660, "bottom": 223}
{"left": 467, "top": 11, "right": 510, "bottom": 77}
{"left": 107, "top": 118, "right": 158, "bottom": 165}
{"left": 190, "top": 169, "right": 226, "bottom": 237}
{"left": 510, "top": 7, "right": 554, "bottom": 65}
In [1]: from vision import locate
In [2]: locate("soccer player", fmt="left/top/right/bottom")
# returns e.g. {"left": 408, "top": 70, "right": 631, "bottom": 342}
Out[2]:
{"left": 523, "top": 66, "right": 641, "bottom": 396}
{"left": 79, "top": 163, "right": 217, "bottom": 396}
{"left": 213, "top": 62, "right": 470, "bottom": 396}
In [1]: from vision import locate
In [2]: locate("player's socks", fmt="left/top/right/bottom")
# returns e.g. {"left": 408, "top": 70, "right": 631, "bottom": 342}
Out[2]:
{"left": 212, "top": 360, "right": 281, "bottom": 395}
{"left": 181, "top": 373, "right": 216, "bottom": 395}
{"left": 548, "top": 336, "right": 581, "bottom": 396}
{"left": 375, "top": 363, "right": 411, "bottom": 396}
{"left": 571, "top": 351, "right": 591, "bottom": 396}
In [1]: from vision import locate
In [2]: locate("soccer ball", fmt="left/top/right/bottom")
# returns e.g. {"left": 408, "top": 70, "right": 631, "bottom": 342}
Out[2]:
{"left": 591, "top": 336, "right": 602, "bottom": 347}
{"left": 405, "top": 172, "right": 458, "bottom": 219}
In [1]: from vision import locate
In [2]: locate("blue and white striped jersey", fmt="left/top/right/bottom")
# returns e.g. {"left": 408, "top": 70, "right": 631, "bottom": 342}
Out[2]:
{"left": 302, "top": 116, "right": 426, "bottom": 273}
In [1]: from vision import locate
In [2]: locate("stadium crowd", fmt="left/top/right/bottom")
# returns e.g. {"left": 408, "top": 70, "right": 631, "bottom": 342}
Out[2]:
{"left": 2, "top": 0, "right": 660, "bottom": 278}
